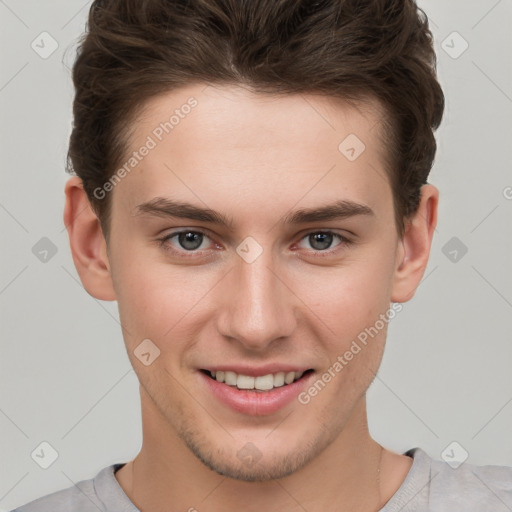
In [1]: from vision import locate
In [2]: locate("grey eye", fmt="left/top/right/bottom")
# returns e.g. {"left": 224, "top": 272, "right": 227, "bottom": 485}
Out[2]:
{"left": 177, "top": 231, "right": 205, "bottom": 250}
{"left": 307, "top": 232, "right": 335, "bottom": 251}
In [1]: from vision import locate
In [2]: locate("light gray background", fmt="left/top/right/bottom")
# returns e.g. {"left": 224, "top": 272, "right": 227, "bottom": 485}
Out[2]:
{"left": 1, "top": 0, "right": 511, "bottom": 509}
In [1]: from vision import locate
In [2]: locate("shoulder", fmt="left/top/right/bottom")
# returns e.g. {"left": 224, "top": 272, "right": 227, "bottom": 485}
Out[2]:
{"left": 410, "top": 447, "right": 512, "bottom": 510}
{"left": 10, "top": 465, "right": 117, "bottom": 512}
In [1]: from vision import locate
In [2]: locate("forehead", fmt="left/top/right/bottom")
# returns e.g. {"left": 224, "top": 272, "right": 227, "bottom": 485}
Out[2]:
{"left": 113, "top": 83, "right": 391, "bottom": 222}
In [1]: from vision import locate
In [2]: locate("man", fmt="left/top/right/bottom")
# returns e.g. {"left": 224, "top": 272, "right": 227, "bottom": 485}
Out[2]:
{"left": 12, "top": 0, "right": 512, "bottom": 511}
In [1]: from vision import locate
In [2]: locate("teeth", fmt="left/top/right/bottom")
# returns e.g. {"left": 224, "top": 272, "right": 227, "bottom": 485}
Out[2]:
{"left": 273, "top": 372, "right": 285, "bottom": 387}
{"left": 255, "top": 374, "right": 274, "bottom": 390}
{"left": 209, "top": 370, "right": 307, "bottom": 391}
{"left": 224, "top": 371, "right": 237, "bottom": 386}
{"left": 284, "top": 371, "right": 295, "bottom": 385}
{"left": 237, "top": 375, "right": 255, "bottom": 389}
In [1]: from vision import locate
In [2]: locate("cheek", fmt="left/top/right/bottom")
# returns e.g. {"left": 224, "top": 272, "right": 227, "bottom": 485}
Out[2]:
{"left": 110, "top": 226, "right": 397, "bottom": 351}
{"left": 110, "top": 246, "right": 215, "bottom": 345}
{"left": 293, "top": 254, "right": 396, "bottom": 339}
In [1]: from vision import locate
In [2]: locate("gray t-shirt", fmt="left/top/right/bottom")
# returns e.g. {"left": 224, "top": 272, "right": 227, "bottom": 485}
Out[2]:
{"left": 10, "top": 447, "right": 512, "bottom": 511}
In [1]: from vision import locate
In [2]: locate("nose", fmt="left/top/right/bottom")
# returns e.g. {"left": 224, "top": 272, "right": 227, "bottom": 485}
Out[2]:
{"left": 216, "top": 247, "right": 297, "bottom": 351}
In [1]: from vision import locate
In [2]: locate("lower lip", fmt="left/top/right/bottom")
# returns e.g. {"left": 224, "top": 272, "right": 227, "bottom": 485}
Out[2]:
{"left": 199, "top": 371, "right": 314, "bottom": 416}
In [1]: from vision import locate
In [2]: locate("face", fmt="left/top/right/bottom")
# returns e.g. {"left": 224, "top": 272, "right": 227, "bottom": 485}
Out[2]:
{"left": 105, "top": 83, "right": 403, "bottom": 481}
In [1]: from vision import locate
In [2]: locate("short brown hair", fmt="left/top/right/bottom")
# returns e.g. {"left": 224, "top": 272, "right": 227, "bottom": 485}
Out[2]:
{"left": 67, "top": 0, "right": 444, "bottom": 240}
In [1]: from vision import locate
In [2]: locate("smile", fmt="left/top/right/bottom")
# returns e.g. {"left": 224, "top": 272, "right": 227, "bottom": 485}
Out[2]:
{"left": 201, "top": 369, "right": 314, "bottom": 392}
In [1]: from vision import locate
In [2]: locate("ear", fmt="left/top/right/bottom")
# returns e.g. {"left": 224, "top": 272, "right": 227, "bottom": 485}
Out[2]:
{"left": 391, "top": 184, "right": 438, "bottom": 303}
{"left": 63, "top": 176, "right": 117, "bottom": 301}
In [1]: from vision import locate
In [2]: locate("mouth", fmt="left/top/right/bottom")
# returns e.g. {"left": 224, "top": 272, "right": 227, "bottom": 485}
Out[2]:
{"left": 200, "top": 368, "right": 315, "bottom": 392}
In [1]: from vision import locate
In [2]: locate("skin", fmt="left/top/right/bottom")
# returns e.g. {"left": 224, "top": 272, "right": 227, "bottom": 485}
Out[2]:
{"left": 64, "top": 83, "right": 438, "bottom": 511}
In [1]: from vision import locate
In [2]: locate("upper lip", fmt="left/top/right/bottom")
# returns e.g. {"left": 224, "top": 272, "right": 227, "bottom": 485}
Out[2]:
{"left": 201, "top": 365, "right": 313, "bottom": 377}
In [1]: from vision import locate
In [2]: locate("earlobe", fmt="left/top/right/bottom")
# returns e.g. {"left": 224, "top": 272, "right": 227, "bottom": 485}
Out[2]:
{"left": 390, "top": 184, "right": 438, "bottom": 303}
{"left": 63, "top": 176, "right": 117, "bottom": 301}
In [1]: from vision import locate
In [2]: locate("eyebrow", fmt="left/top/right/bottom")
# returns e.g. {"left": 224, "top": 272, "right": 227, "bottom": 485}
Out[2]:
{"left": 134, "top": 197, "right": 374, "bottom": 229}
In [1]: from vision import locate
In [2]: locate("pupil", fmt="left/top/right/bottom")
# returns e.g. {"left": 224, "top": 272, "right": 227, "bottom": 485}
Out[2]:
{"left": 179, "top": 232, "right": 203, "bottom": 250}
{"left": 310, "top": 232, "right": 332, "bottom": 250}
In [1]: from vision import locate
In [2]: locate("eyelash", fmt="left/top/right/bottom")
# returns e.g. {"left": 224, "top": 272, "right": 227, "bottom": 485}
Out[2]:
{"left": 156, "top": 229, "right": 353, "bottom": 259}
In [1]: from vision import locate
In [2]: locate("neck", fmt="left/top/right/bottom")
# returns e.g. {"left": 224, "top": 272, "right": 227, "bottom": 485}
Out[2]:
{"left": 116, "top": 392, "right": 392, "bottom": 512}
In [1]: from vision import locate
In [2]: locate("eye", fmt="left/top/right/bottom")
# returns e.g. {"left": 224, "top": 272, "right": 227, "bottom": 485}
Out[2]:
{"left": 158, "top": 230, "right": 214, "bottom": 255}
{"left": 157, "top": 229, "right": 352, "bottom": 259}
{"left": 295, "top": 231, "right": 351, "bottom": 253}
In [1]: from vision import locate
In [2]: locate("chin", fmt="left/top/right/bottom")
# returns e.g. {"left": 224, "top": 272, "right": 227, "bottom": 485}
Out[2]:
{"left": 191, "top": 447, "right": 307, "bottom": 482}
{"left": 177, "top": 421, "right": 332, "bottom": 482}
